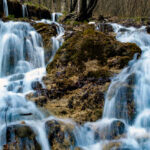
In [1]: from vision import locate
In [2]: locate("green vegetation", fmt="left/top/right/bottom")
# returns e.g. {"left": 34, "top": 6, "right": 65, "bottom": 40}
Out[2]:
{"left": 7, "top": 14, "right": 15, "bottom": 19}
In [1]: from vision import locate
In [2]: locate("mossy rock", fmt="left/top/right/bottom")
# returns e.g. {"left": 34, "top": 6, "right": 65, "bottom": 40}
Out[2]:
{"left": 3, "top": 124, "right": 41, "bottom": 150}
{"left": 45, "top": 120, "right": 75, "bottom": 150}
{"left": 103, "top": 142, "right": 121, "bottom": 150}
{"left": 42, "top": 25, "right": 141, "bottom": 123}
{"left": 47, "top": 26, "right": 141, "bottom": 73}
{"left": 33, "top": 22, "right": 57, "bottom": 63}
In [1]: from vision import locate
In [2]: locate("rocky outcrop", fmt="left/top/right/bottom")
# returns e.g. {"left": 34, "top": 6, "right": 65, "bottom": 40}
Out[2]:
{"left": 3, "top": 123, "right": 41, "bottom": 150}
{"left": 45, "top": 119, "right": 76, "bottom": 150}
{"left": 0, "top": 0, "right": 3, "bottom": 17}
{"left": 147, "top": 26, "right": 150, "bottom": 34}
{"left": 32, "top": 22, "right": 57, "bottom": 63}
{"left": 0, "top": 0, "right": 51, "bottom": 19}
{"left": 2, "top": 120, "right": 78, "bottom": 150}
{"left": 27, "top": 24, "right": 141, "bottom": 124}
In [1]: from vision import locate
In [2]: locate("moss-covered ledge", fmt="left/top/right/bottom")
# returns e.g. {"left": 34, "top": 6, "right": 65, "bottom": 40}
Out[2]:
{"left": 0, "top": 0, "right": 51, "bottom": 19}
{"left": 28, "top": 25, "right": 141, "bottom": 123}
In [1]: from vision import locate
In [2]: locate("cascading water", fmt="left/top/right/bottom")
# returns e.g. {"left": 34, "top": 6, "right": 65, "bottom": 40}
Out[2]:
{"left": 50, "top": 13, "right": 64, "bottom": 63}
{"left": 73, "top": 24, "right": 150, "bottom": 150}
{"left": 0, "top": 21, "right": 50, "bottom": 150}
{"left": 3, "top": 0, "right": 9, "bottom": 17}
{"left": 22, "top": 4, "right": 28, "bottom": 18}
{"left": 51, "top": 12, "right": 62, "bottom": 22}
{"left": 0, "top": 12, "right": 66, "bottom": 150}
{"left": 36, "top": 13, "right": 64, "bottom": 64}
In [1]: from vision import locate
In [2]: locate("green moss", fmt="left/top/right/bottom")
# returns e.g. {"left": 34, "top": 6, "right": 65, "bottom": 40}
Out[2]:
{"left": 24, "top": 2, "right": 48, "bottom": 10}
{"left": 7, "top": 14, "right": 15, "bottom": 19}
{"left": 47, "top": 26, "right": 141, "bottom": 74}
{"left": 73, "top": 21, "right": 80, "bottom": 26}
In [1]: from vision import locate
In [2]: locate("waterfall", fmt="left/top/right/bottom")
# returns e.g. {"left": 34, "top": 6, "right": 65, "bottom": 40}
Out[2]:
{"left": 22, "top": 4, "right": 28, "bottom": 18}
{"left": 36, "top": 13, "right": 64, "bottom": 64}
{"left": 50, "top": 13, "right": 64, "bottom": 63}
{"left": 51, "top": 12, "right": 62, "bottom": 22}
{"left": 3, "top": 0, "right": 9, "bottom": 17}
{"left": 0, "top": 20, "right": 49, "bottom": 149}
{"left": 73, "top": 24, "right": 150, "bottom": 149}
{"left": 0, "top": 12, "right": 65, "bottom": 149}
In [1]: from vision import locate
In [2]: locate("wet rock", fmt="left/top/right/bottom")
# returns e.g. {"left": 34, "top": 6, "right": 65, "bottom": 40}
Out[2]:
{"left": 31, "top": 81, "right": 42, "bottom": 90}
{"left": 3, "top": 124, "right": 41, "bottom": 150}
{"left": 45, "top": 120, "right": 75, "bottom": 150}
{"left": 119, "top": 28, "right": 129, "bottom": 33}
{"left": 97, "top": 119, "right": 126, "bottom": 140}
{"left": 0, "top": 0, "right": 51, "bottom": 19}
{"left": 103, "top": 142, "right": 121, "bottom": 150}
{"left": 109, "top": 120, "right": 126, "bottom": 139}
{"left": 126, "top": 73, "right": 136, "bottom": 86}
{"left": 9, "top": 74, "right": 24, "bottom": 82}
{"left": 97, "top": 23, "right": 114, "bottom": 33}
{"left": 112, "top": 85, "right": 136, "bottom": 123}
{"left": 33, "top": 22, "right": 57, "bottom": 64}
{"left": 146, "top": 26, "right": 150, "bottom": 34}
{"left": 32, "top": 96, "right": 48, "bottom": 107}
{"left": 74, "top": 147, "right": 83, "bottom": 150}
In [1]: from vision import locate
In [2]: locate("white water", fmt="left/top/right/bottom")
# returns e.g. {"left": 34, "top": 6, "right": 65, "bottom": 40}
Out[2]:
{"left": 51, "top": 12, "right": 62, "bottom": 22}
{"left": 0, "top": 12, "right": 65, "bottom": 150}
{"left": 36, "top": 13, "right": 64, "bottom": 64}
{"left": 49, "top": 13, "right": 64, "bottom": 63}
{"left": 73, "top": 24, "right": 150, "bottom": 150}
{"left": 3, "top": 0, "right": 8, "bottom": 17}
{"left": 22, "top": 4, "right": 28, "bottom": 18}
{"left": 0, "top": 21, "right": 49, "bottom": 150}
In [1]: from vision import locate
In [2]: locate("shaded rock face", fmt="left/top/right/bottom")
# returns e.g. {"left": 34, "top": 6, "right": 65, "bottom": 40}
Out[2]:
{"left": 3, "top": 121, "right": 78, "bottom": 150}
{"left": 97, "top": 23, "right": 114, "bottom": 33}
{"left": 32, "top": 23, "right": 57, "bottom": 64}
{"left": 45, "top": 120, "right": 76, "bottom": 150}
{"left": 0, "top": 0, "right": 51, "bottom": 19}
{"left": 28, "top": 25, "right": 141, "bottom": 124}
{"left": 3, "top": 124, "right": 41, "bottom": 150}
{"left": 96, "top": 120, "right": 126, "bottom": 140}
{"left": 108, "top": 120, "right": 126, "bottom": 139}
{"left": 147, "top": 26, "right": 150, "bottom": 34}
{"left": 26, "top": 5, "right": 51, "bottom": 19}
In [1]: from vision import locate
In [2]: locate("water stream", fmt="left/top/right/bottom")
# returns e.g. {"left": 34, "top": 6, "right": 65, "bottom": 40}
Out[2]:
{"left": 0, "top": 11, "right": 65, "bottom": 150}
{"left": 22, "top": 4, "right": 28, "bottom": 18}
{"left": 74, "top": 24, "right": 150, "bottom": 150}
{"left": 3, "top": 0, "right": 8, "bottom": 17}
{"left": 36, "top": 13, "right": 64, "bottom": 64}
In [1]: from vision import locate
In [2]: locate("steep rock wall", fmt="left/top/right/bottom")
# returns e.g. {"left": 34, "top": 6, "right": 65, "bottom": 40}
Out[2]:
{"left": 0, "top": 0, "right": 51, "bottom": 19}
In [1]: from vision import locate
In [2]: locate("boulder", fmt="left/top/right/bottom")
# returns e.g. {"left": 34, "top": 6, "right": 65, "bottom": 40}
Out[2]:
{"left": 3, "top": 124, "right": 41, "bottom": 150}
{"left": 31, "top": 81, "right": 42, "bottom": 90}
{"left": 36, "top": 25, "right": 141, "bottom": 123}
{"left": 146, "top": 26, "right": 150, "bottom": 34}
{"left": 45, "top": 120, "right": 75, "bottom": 150}
{"left": 97, "top": 23, "right": 114, "bottom": 33}
{"left": 33, "top": 22, "right": 57, "bottom": 64}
